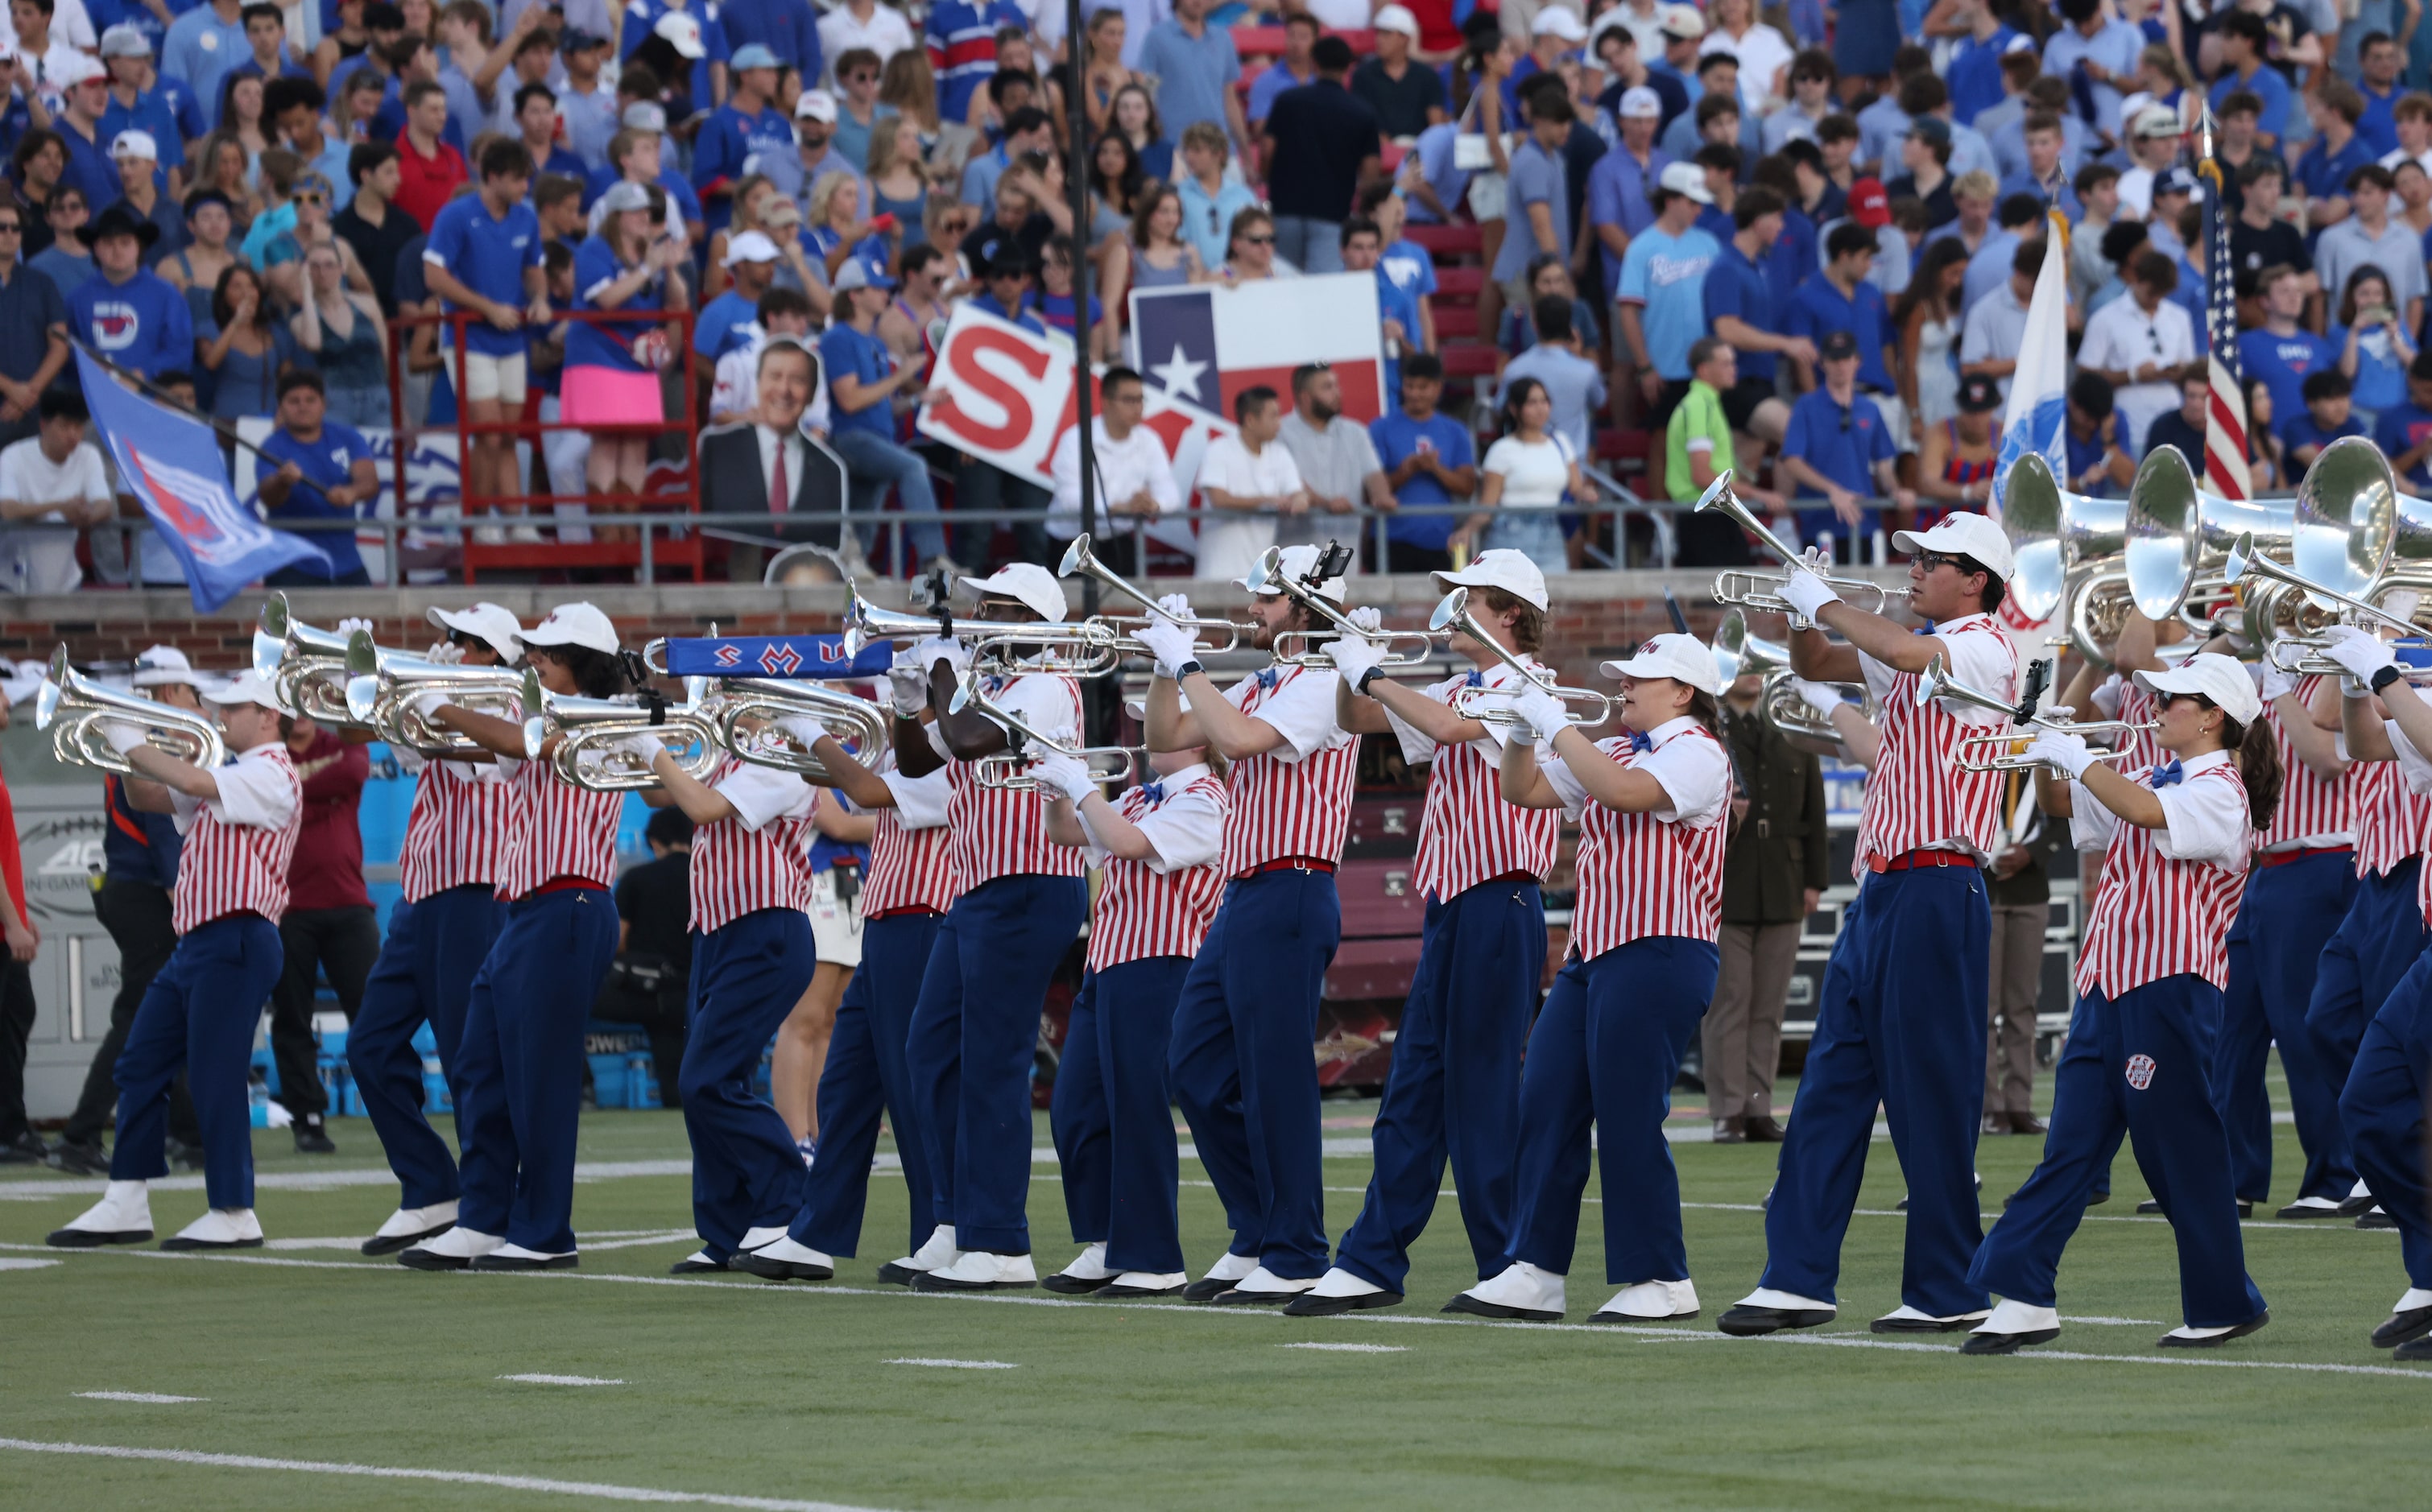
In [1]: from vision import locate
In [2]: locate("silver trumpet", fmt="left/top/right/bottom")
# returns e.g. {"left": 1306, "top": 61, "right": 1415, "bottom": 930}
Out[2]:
{"left": 1429, "top": 588, "right": 1611, "bottom": 728}
{"left": 1059, "top": 534, "right": 1255, "bottom": 653}
{"left": 1712, "top": 609, "right": 1873, "bottom": 758}
{"left": 251, "top": 592, "right": 409, "bottom": 727}
{"left": 1696, "top": 472, "right": 1890, "bottom": 630}
{"left": 2221, "top": 528, "right": 2427, "bottom": 675}
{"left": 688, "top": 675, "right": 889, "bottom": 779}
{"left": 945, "top": 678, "right": 1140, "bottom": 791}
{"left": 343, "top": 631, "right": 530, "bottom": 758}
{"left": 1919, "top": 653, "right": 2155, "bottom": 773}
{"left": 1250, "top": 546, "right": 1443, "bottom": 669}
{"left": 35, "top": 646, "right": 226, "bottom": 775}
{"left": 520, "top": 667, "right": 725, "bottom": 791}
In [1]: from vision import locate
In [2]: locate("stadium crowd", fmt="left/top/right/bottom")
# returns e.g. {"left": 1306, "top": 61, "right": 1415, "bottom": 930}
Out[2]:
{"left": 0, "top": 0, "right": 2423, "bottom": 593}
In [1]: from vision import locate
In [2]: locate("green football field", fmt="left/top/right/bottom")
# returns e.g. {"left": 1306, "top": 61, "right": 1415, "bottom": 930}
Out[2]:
{"left": 2, "top": 1074, "right": 2426, "bottom": 1512}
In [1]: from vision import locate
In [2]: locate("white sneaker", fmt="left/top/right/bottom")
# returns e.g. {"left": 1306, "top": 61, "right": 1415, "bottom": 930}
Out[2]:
{"left": 163, "top": 1208, "right": 263, "bottom": 1250}
{"left": 1041, "top": 1242, "right": 1118, "bottom": 1293}
{"left": 507, "top": 524, "right": 546, "bottom": 544}
{"left": 1591, "top": 1279, "right": 1700, "bottom": 1322}
{"left": 1872, "top": 1303, "right": 1992, "bottom": 1333}
{"left": 1210, "top": 1264, "right": 1317, "bottom": 1304}
{"left": 1448, "top": 1262, "right": 1566, "bottom": 1322}
{"left": 398, "top": 1225, "right": 503, "bottom": 1270}
{"left": 1962, "top": 1299, "right": 2062, "bottom": 1354}
{"left": 48, "top": 1179, "right": 152, "bottom": 1246}
{"left": 471, "top": 524, "right": 507, "bottom": 545}
{"left": 734, "top": 1235, "right": 834, "bottom": 1281}
{"left": 912, "top": 1250, "right": 1038, "bottom": 1291}
{"left": 363, "top": 1200, "right": 459, "bottom": 1255}
{"left": 879, "top": 1225, "right": 960, "bottom": 1285}
{"left": 1096, "top": 1270, "right": 1189, "bottom": 1297}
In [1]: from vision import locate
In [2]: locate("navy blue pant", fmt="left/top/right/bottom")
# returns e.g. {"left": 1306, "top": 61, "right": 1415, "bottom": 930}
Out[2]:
{"left": 1336, "top": 879, "right": 1546, "bottom": 1291}
{"left": 2340, "top": 947, "right": 2432, "bottom": 1289}
{"left": 905, "top": 874, "right": 1088, "bottom": 1254}
{"left": 1052, "top": 955, "right": 1193, "bottom": 1274}
{"left": 110, "top": 915, "right": 284, "bottom": 1211}
{"left": 1508, "top": 938, "right": 1720, "bottom": 1284}
{"left": 684, "top": 907, "right": 819, "bottom": 1262}
{"left": 1761, "top": 863, "right": 1992, "bottom": 1316}
{"left": 1974, "top": 977, "right": 2267, "bottom": 1329}
{"left": 2219, "top": 852, "right": 2357, "bottom": 1203}
{"left": 792, "top": 912, "right": 942, "bottom": 1258}
{"left": 2308, "top": 857, "right": 2429, "bottom": 1106}
{"left": 1170, "top": 868, "right": 1343, "bottom": 1279}
{"left": 452, "top": 888, "right": 619, "bottom": 1254}
{"left": 345, "top": 886, "right": 506, "bottom": 1211}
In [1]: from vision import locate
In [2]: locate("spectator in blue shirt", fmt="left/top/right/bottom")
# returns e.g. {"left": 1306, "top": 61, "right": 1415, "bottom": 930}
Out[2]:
{"left": 1136, "top": 0, "right": 1247, "bottom": 154}
{"left": 2062, "top": 371, "right": 2136, "bottom": 496}
{"left": 422, "top": 140, "right": 548, "bottom": 531}
{"left": 2355, "top": 31, "right": 2405, "bottom": 156}
{"left": 70, "top": 202, "right": 189, "bottom": 382}
{"left": 164, "top": 0, "right": 250, "bottom": 132}
{"left": 1247, "top": 11, "right": 1317, "bottom": 124}
{"left": 1943, "top": 0, "right": 2030, "bottom": 126}
{"left": 717, "top": 0, "right": 821, "bottom": 79}
{"left": 97, "top": 27, "right": 188, "bottom": 192}
{"left": 2239, "top": 263, "right": 2338, "bottom": 432}
{"left": 1586, "top": 85, "right": 1672, "bottom": 266}
{"left": 1369, "top": 351, "right": 1477, "bottom": 573}
{"left": 691, "top": 42, "right": 793, "bottom": 232}
{"left": 2041, "top": 0, "right": 2144, "bottom": 140}
{"left": 819, "top": 258, "right": 943, "bottom": 564}
{"left": 2297, "top": 81, "right": 2376, "bottom": 236}
{"left": 258, "top": 370, "right": 377, "bottom": 585}
{"left": 1793, "top": 221, "right": 1899, "bottom": 400}
{"left": 1616, "top": 160, "right": 1722, "bottom": 424}
{"left": 1779, "top": 329, "right": 1913, "bottom": 556}
{"left": 1342, "top": 217, "right": 1423, "bottom": 406}
{"left": 1493, "top": 91, "right": 1574, "bottom": 318}
{"left": 2285, "top": 367, "right": 2366, "bottom": 470}
{"left": 2372, "top": 349, "right": 2432, "bottom": 491}
{"left": 2209, "top": 12, "right": 2293, "bottom": 150}
{"left": 693, "top": 228, "right": 776, "bottom": 359}
{"left": 1702, "top": 184, "right": 1810, "bottom": 454}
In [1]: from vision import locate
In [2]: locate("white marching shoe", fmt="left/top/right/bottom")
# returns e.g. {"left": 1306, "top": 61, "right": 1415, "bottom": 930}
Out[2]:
{"left": 1872, "top": 1303, "right": 1992, "bottom": 1334}
{"left": 1446, "top": 1262, "right": 1566, "bottom": 1322}
{"left": 878, "top": 1225, "right": 959, "bottom": 1287}
{"left": 912, "top": 1250, "right": 1038, "bottom": 1292}
{"left": 734, "top": 1234, "right": 835, "bottom": 1282}
{"left": 1181, "top": 1251, "right": 1258, "bottom": 1302}
{"left": 1041, "top": 1242, "right": 1119, "bottom": 1295}
{"left": 1095, "top": 1270, "right": 1189, "bottom": 1298}
{"left": 46, "top": 1180, "right": 153, "bottom": 1246}
{"left": 163, "top": 1208, "right": 263, "bottom": 1250}
{"left": 397, "top": 1225, "right": 503, "bottom": 1271}
{"left": 362, "top": 1200, "right": 459, "bottom": 1256}
{"left": 1962, "top": 1299, "right": 2062, "bottom": 1354}
{"left": 1590, "top": 1279, "right": 1700, "bottom": 1323}
{"left": 1207, "top": 1265, "right": 1318, "bottom": 1306}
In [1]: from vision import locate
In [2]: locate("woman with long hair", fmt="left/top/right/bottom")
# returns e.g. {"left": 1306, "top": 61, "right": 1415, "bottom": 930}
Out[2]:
{"left": 2244, "top": 377, "right": 2284, "bottom": 490}
{"left": 1086, "top": 131, "right": 1144, "bottom": 249}
{"left": 1896, "top": 237, "right": 1973, "bottom": 431}
{"left": 565, "top": 183, "right": 689, "bottom": 518}
{"left": 197, "top": 132, "right": 259, "bottom": 236}
{"left": 1080, "top": 8, "right": 1138, "bottom": 138}
{"left": 807, "top": 170, "right": 889, "bottom": 283}
{"left": 218, "top": 73, "right": 270, "bottom": 177}
{"left": 866, "top": 119, "right": 932, "bottom": 252}
{"left": 1219, "top": 205, "right": 1287, "bottom": 283}
{"left": 1463, "top": 375, "right": 1582, "bottom": 575}
{"left": 880, "top": 48, "right": 980, "bottom": 184}
{"left": 1107, "top": 81, "right": 1171, "bottom": 183}
{"left": 1967, "top": 653, "right": 2280, "bottom": 1354}
{"left": 200, "top": 262, "right": 295, "bottom": 423}
{"left": 10, "top": 129, "right": 64, "bottom": 257}
{"left": 292, "top": 241, "right": 391, "bottom": 429}
{"left": 2331, "top": 264, "right": 2415, "bottom": 426}
{"left": 1127, "top": 184, "right": 1206, "bottom": 291}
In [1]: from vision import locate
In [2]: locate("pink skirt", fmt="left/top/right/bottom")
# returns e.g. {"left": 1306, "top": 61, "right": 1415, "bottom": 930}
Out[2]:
{"left": 560, "top": 365, "right": 667, "bottom": 427}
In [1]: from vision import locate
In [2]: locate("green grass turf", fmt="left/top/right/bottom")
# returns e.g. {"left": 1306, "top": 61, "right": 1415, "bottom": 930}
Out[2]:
{"left": 2, "top": 1070, "right": 2428, "bottom": 1512}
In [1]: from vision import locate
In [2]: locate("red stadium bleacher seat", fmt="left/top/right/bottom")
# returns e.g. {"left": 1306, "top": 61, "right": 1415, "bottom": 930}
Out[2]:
{"left": 1432, "top": 266, "right": 1483, "bottom": 299}
{"left": 1432, "top": 304, "right": 1479, "bottom": 340}
{"left": 1437, "top": 345, "right": 1500, "bottom": 378}
{"left": 1405, "top": 223, "right": 1483, "bottom": 258}
{"left": 1594, "top": 428, "right": 1653, "bottom": 462}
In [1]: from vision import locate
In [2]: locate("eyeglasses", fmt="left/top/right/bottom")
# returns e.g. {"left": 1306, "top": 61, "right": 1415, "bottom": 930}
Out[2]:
{"left": 1243, "top": 233, "right": 1275, "bottom": 245}
{"left": 847, "top": 71, "right": 876, "bottom": 82}
{"left": 1913, "top": 550, "right": 1973, "bottom": 576}
{"left": 0, "top": 224, "right": 22, "bottom": 234}
{"left": 296, "top": 193, "right": 325, "bottom": 205}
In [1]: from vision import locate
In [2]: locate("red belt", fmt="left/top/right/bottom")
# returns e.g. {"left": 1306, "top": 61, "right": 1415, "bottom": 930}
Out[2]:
{"left": 530, "top": 876, "right": 610, "bottom": 898}
{"left": 864, "top": 905, "right": 945, "bottom": 920}
{"left": 1487, "top": 870, "right": 1541, "bottom": 886}
{"left": 1235, "top": 857, "right": 1338, "bottom": 881}
{"left": 2257, "top": 845, "right": 2353, "bottom": 870}
{"left": 1867, "top": 849, "right": 1980, "bottom": 874}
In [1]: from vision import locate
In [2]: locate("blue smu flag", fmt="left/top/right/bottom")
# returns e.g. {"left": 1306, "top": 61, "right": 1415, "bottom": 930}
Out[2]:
{"left": 662, "top": 634, "right": 892, "bottom": 679}
{"left": 75, "top": 346, "right": 327, "bottom": 612}
{"left": 1989, "top": 213, "right": 2072, "bottom": 527}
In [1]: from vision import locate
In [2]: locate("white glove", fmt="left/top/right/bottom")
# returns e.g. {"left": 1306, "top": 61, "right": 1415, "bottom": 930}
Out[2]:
{"left": 1136, "top": 617, "right": 1202, "bottom": 674}
{"left": 1329, "top": 632, "right": 1387, "bottom": 689}
{"left": 1153, "top": 593, "right": 1195, "bottom": 623}
{"left": 424, "top": 639, "right": 465, "bottom": 665}
{"left": 1346, "top": 605, "right": 1383, "bottom": 634}
{"left": 776, "top": 715, "right": 827, "bottom": 750}
{"left": 1028, "top": 747, "right": 1095, "bottom": 803}
{"left": 1778, "top": 566, "right": 1841, "bottom": 622}
{"left": 2319, "top": 624, "right": 2398, "bottom": 682}
{"left": 1790, "top": 678, "right": 1844, "bottom": 718}
{"left": 623, "top": 733, "right": 665, "bottom": 762}
{"left": 1512, "top": 683, "right": 1569, "bottom": 744}
{"left": 2258, "top": 663, "right": 2300, "bottom": 703}
{"left": 911, "top": 635, "right": 968, "bottom": 679}
{"left": 2026, "top": 728, "right": 2095, "bottom": 779}
{"left": 102, "top": 719, "right": 151, "bottom": 755}
{"left": 337, "top": 617, "right": 374, "bottom": 636}
{"left": 887, "top": 651, "right": 928, "bottom": 717}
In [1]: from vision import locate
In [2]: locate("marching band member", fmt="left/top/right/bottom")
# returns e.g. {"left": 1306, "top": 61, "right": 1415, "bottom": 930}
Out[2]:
{"left": 2315, "top": 626, "right": 2432, "bottom": 1358}
{"left": 1286, "top": 551, "right": 1558, "bottom": 1317}
{"left": 1966, "top": 652, "right": 2278, "bottom": 1353}
{"left": 736, "top": 659, "right": 955, "bottom": 1283}
{"left": 349, "top": 606, "right": 523, "bottom": 1257}
{"left": 1719, "top": 514, "right": 2020, "bottom": 1338}
{"left": 1032, "top": 709, "right": 1230, "bottom": 1297}
{"left": 1450, "top": 634, "right": 1730, "bottom": 1324}
{"left": 48, "top": 671, "right": 303, "bottom": 1251}
{"left": 631, "top": 713, "right": 823, "bottom": 1275}
{"left": 893, "top": 566, "right": 1090, "bottom": 1291}
{"left": 1136, "top": 543, "right": 1361, "bottom": 1305}
{"left": 398, "top": 605, "right": 629, "bottom": 1272}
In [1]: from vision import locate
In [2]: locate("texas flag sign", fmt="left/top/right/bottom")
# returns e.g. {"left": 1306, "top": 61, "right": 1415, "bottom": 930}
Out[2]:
{"left": 1130, "top": 272, "right": 1388, "bottom": 423}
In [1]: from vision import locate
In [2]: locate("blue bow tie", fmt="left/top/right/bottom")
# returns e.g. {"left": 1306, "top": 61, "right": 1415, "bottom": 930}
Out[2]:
{"left": 2148, "top": 759, "right": 2185, "bottom": 791}
{"left": 1628, "top": 731, "right": 1655, "bottom": 754}
{"left": 1255, "top": 667, "right": 1280, "bottom": 691}
{"left": 1463, "top": 670, "right": 1484, "bottom": 688}
{"left": 1137, "top": 781, "right": 1166, "bottom": 807}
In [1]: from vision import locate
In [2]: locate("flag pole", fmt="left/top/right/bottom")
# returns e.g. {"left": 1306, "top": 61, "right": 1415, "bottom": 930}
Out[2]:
{"left": 73, "top": 341, "right": 281, "bottom": 469}
{"left": 1062, "top": 0, "right": 1107, "bottom": 746}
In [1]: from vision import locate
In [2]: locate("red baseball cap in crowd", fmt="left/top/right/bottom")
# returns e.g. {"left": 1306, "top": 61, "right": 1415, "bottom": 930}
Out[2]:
{"left": 1850, "top": 178, "right": 1891, "bottom": 229}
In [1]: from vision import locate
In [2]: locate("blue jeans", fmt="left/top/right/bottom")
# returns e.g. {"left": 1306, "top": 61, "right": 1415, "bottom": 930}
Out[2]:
{"left": 1271, "top": 215, "right": 1345, "bottom": 274}
{"left": 1483, "top": 510, "right": 1569, "bottom": 576}
{"left": 828, "top": 427, "right": 948, "bottom": 566}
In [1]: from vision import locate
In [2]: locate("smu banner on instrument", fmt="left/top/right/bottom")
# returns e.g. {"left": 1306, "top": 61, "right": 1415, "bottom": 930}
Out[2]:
{"left": 660, "top": 634, "right": 891, "bottom": 679}
{"left": 1130, "top": 272, "right": 1388, "bottom": 423}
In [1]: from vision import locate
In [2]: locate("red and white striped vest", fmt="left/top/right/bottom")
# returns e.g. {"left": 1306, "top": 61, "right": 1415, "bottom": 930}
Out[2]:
{"left": 172, "top": 744, "right": 303, "bottom": 933}
{"left": 689, "top": 758, "right": 820, "bottom": 933}
{"left": 1219, "top": 666, "right": 1360, "bottom": 877}
{"left": 399, "top": 760, "right": 516, "bottom": 902}
{"left": 494, "top": 758, "right": 622, "bottom": 902}
{"left": 2351, "top": 756, "right": 2432, "bottom": 878}
{"left": 1569, "top": 727, "right": 1731, "bottom": 960}
{"left": 1850, "top": 615, "right": 2016, "bottom": 877}
{"left": 862, "top": 755, "right": 956, "bottom": 917}
{"left": 1411, "top": 670, "right": 1559, "bottom": 900}
{"left": 2076, "top": 762, "right": 2250, "bottom": 997}
{"left": 2254, "top": 675, "right": 2353, "bottom": 851}
{"left": 1085, "top": 772, "right": 1231, "bottom": 971}
{"left": 945, "top": 671, "right": 1088, "bottom": 890}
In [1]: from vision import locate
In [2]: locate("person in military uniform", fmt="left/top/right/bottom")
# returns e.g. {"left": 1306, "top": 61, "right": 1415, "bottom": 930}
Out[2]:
{"left": 1706, "top": 667, "right": 1830, "bottom": 1143}
{"left": 1983, "top": 769, "right": 2050, "bottom": 1137}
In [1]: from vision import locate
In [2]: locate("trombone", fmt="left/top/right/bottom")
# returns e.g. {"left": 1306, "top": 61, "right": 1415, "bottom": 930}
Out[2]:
{"left": 1696, "top": 472, "right": 1890, "bottom": 630}
{"left": 519, "top": 667, "right": 726, "bottom": 791}
{"left": 945, "top": 677, "right": 1140, "bottom": 791}
{"left": 1250, "top": 545, "right": 1444, "bottom": 669}
{"left": 688, "top": 675, "right": 889, "bottom": 779}
{"left": 35, "top": 646, "right": 227, "bottom": 775}
{"left": 1059, "top": 534, "right": 1255, "bottom": 653}
{"left": 253, "top": 591, "right": 403, "bottom": 727}
{"left": 1919, "top": 653, "right": 2156, "bottom": 772}
{"left": 1429, "top": 588, "right": 1611, "bottom": 728}
{"left": 343, "top": 631, "right": 530, "bottom": 758}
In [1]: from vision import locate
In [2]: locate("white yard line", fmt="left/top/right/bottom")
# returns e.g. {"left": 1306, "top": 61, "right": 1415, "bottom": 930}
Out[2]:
{"left": 1280, "top": 1342, "right": 1406, "bottom": 1353}
{"left": 73, "top": 1392, "right": 205, "bottom": 1403}
{"left": 0, "top": 1255, "right": 59, "bottom": 1269}
{"left": 498, "top": 1374, "right": 626, "bottom": 1386}
{"left": 0, "top": 1438, "right": 896, "bottom": 1511}
{"left": 882, "top": 1358, "right": 1018, "bottom": 1370}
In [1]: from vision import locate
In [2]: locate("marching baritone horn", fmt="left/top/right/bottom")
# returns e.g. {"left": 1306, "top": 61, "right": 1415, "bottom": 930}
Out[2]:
{"left": 254, "top": 591, "right": 407, "bottom": 727}
{"left": 1695, "top": 472, "right": 1891, "bottom": 630}
{"left": 945, "top": 678, "right": 1141, "bottom": 791}
{"left": 342, "top": 631, "right": 533, "bottom": 758}
{"left": 1429, "top": 587, "right": 1612, "bottom": 728}
{"left": 686, "top": 675, "right": 890, "bottom": 779}
{"left": 35, "top": 646, "right": 227, "bottom": 775}
{"left": 1710, "top": 609, "right": 1873, "bottom": 757}
{"left": 519, "top": 667, "right": 724, "bottom": 791}
{"left": 2122, "top": 443, "right": 2296, "bottom": 625}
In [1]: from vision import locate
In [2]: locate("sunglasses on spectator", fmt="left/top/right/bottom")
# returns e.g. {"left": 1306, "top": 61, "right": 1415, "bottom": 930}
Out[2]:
{"left": 1242, "top": 233, "right": 1275, "bottom": 245}
{"left": 297, "top": 193, "right": 326, "bottom": 205}
{"left": 0, "top": 221, "right": 20, "bottom": 233}
{"left": 847, "top": 70, "right": 876, "bottom": 82}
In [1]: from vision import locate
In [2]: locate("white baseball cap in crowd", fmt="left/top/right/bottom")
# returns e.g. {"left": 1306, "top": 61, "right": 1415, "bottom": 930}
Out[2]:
{"left": 2135, "top": 651, "right": 2261, "bottom": 728}
{"left": 130, "top": 645, "right": 207, "bottom": 688}
{"left": 596, "top": 179, "right": 654, "bottom": 215}
{"left": 98, "top": 23, "right": 151, "bottom": 58}
{"left": 1617, "top": 86, "right": 1662, "bottom": 119}
{"left": 1372, "top": 4, "right": 1421, "bottom": 37}
{"left": 1892, "top": 511, "right": 2016, "bottom": 582}
{"left": 522, "top": 602, "right": 622, "bottom": 655}
{"left": 2132, "top": 104, "right": 2184, "bottom": 139}
{"left": 110, "top": 130, "right": 158, "bottom": 163}
{"left": 1603, "top": 632, "right": 1721, "bottom": 696}
{"left": 427, "top": 604, "right": 525, "bottom": 663}
{"left": 1657, "top": 3, "right": 1706, "bottom": 39}
{"left": 204, "top": 670, "right": 287, "bottom": 712}
{"left": 1532, "top": 6, "right": 1588, "bottom": 41}
{"left": 653, "top": 10, "right": 706, "bottom": 58}
{"left": 1657, "top": 159, "right": 1714, "bottom": 204}
{"left": 796, "top": 89, "right": 839, "bottom": 122}
{"left": 52, "top": 51, "right": 105, "bottom": 88}
{"left": 1243, "top": 543, "right": 1347, "bottom": 603}
{"left": 622, "top": 101, "right": 668, "bottom": 134}
{"left": 1435, "top": 548, "right": 1549, "bottom": 612}
{"left": 962, "top": 562, "right": 1070, "bottom": 622}
{"left": 724, "top": 229, "right": 781, "bottom": 266}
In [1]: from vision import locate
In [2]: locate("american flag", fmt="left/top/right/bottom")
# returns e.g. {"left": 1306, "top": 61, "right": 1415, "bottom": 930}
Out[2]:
{"left": 2198, "top": 138, "right": 2253, "bottom": 500}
